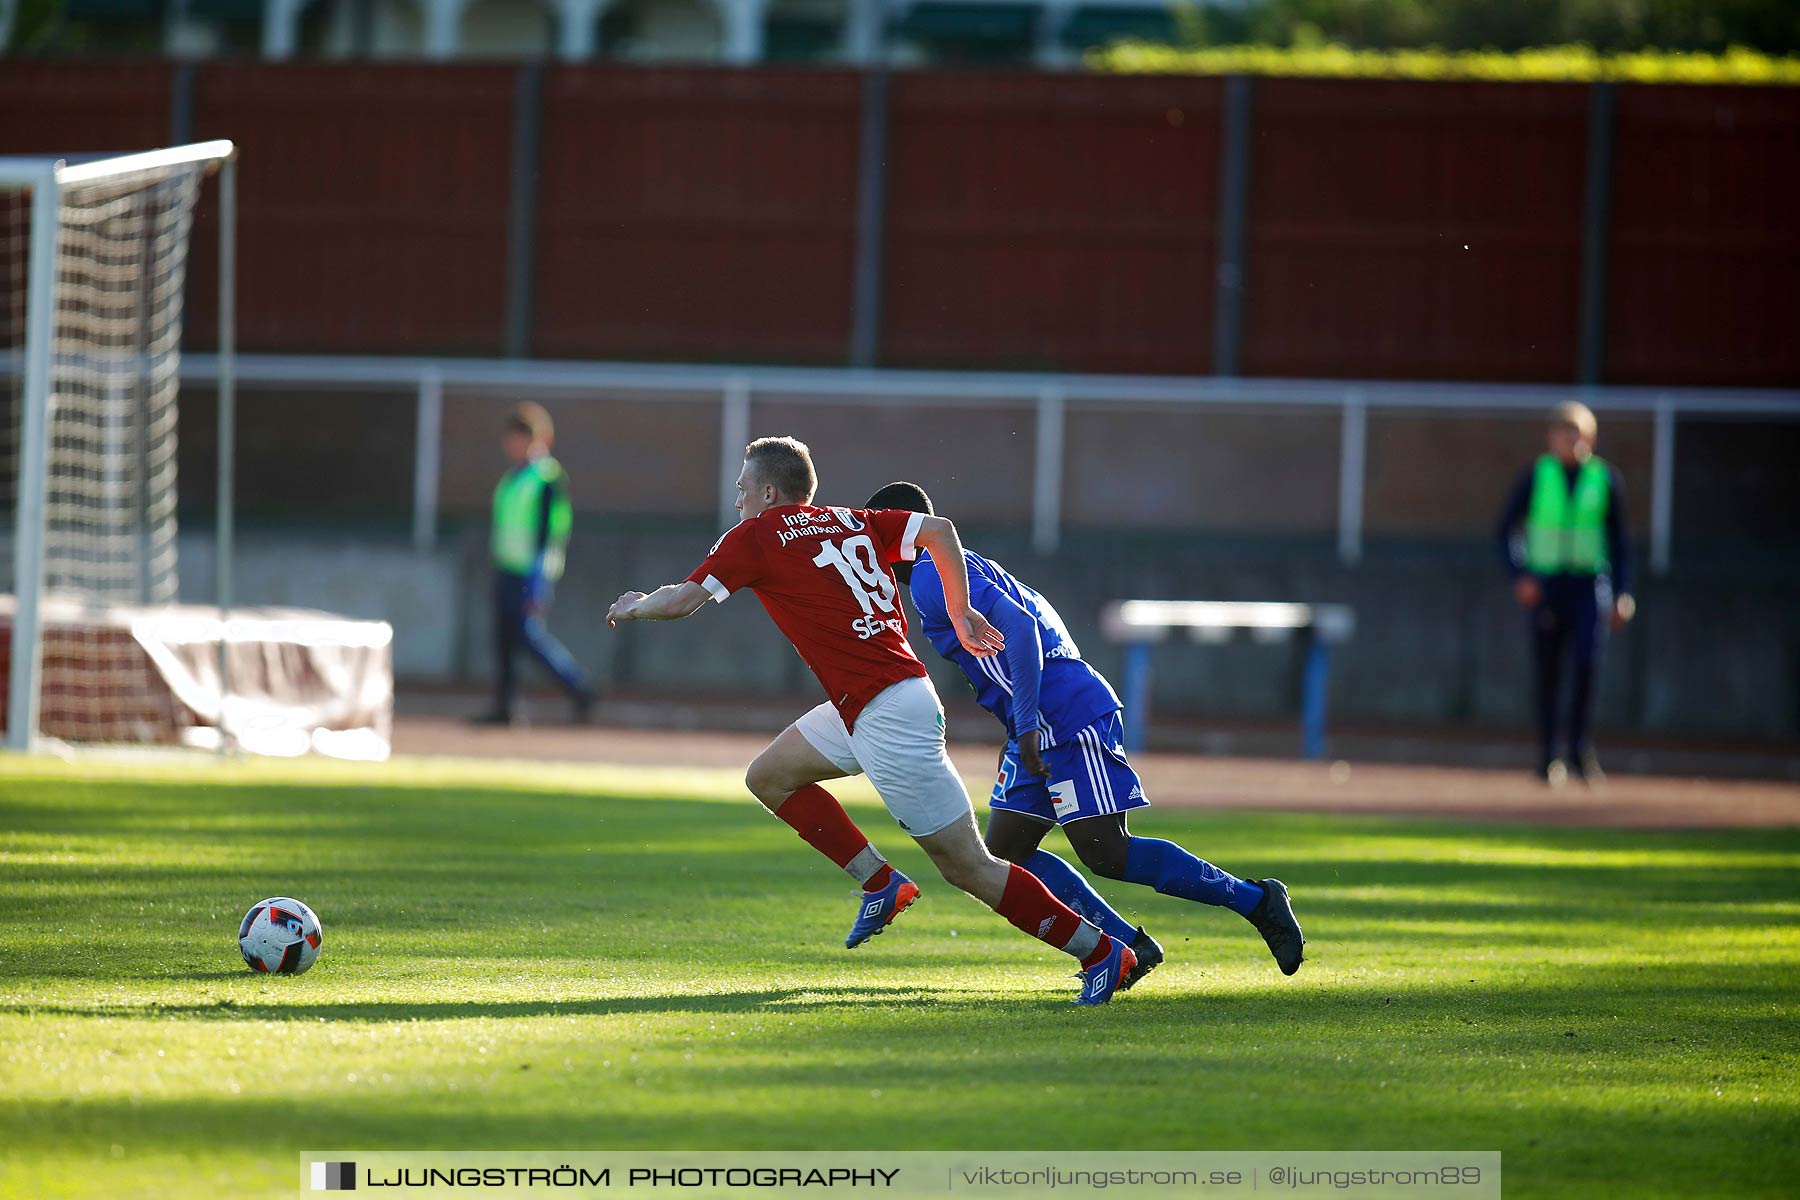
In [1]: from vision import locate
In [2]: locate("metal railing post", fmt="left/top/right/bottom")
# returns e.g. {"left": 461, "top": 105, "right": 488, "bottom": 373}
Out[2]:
{"left": 719, "top": 378, "right": 751, "bottom": 529}
{"left": 1032, "top": 386, "right": 1065, "bottom": 556}
{"left": 413, "top": 366, "right": 443, "bottom": 553}
{"left": 1651, "top": 396, "right": 1675, "bottom": 576}
{"left": 1337, "top": 391, "right": 1366, "bottom": 566}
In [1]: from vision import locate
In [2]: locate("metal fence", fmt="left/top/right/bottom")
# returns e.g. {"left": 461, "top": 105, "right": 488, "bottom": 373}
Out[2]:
{"left": 179, "top": 353, "right": 1800, "bottom": 575}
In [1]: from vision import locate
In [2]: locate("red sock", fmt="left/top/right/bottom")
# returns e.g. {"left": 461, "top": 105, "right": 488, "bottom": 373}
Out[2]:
{"left": 995, "top": 864, "right": 1114, "bottom": 968}
{"left": 774, "top": 784, "right": 892, "bottom": 892}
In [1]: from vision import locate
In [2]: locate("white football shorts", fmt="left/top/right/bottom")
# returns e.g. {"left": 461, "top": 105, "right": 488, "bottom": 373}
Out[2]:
{"left": 793, "top": 675, "right": 972, "bottom": 838}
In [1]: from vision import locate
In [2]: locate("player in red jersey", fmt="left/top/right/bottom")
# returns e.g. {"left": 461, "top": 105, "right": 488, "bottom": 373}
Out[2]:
{"left": 606, "top": 436, "right": 1135, "bottom": 1004}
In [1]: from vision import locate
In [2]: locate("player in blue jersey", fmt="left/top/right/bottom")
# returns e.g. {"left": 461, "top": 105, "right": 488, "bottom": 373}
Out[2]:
{"left": 865, "top": 482, "right": 1306, "bottom": 987}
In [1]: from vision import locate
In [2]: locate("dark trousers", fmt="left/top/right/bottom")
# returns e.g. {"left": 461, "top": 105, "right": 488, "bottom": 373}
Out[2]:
{"left": 493, "top": 570, "right": 592, "bottom": 715}
{"left": 1530, "top": 573, "right": 1608, "bottom": 763}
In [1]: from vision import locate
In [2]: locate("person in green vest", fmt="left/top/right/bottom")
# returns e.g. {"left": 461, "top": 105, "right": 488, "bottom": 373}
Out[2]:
{"left": 1496, "top": 401, "right": 1636, "bottom": 784}
{"left": 472, "top": 403, "right": 594, "bottom": 725}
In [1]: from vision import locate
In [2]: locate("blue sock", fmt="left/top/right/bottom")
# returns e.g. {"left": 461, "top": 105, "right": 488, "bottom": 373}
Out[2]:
{"left": 1023, "top": 849, "right": 1138, "bottom": 943}
{"left": 1123, "top": 837, "right": 1264, "bottom": 918}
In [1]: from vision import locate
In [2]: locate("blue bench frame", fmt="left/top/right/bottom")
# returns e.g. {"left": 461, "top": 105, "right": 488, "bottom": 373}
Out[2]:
{"left": 1104, "top": 601, "right": 1356, "bottom": 761}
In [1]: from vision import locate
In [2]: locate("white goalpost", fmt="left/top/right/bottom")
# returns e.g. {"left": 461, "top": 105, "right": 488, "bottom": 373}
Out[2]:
{"left": 1, "top": 141, "right": 236, "bottom": 752}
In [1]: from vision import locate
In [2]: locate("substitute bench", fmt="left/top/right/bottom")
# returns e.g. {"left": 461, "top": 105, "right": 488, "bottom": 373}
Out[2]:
{"left": 1101, "top": 600, "right": 1357, "bottom": 760}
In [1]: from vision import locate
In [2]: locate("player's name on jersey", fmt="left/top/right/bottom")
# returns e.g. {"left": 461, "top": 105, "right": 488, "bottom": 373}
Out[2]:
{"left": 775, "top": 506, "right": 868, "bottom": 548}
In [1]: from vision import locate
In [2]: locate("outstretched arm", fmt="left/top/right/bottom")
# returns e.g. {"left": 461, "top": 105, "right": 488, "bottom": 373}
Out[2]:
{"left": 607, "top": 581, "right": 712, "bottom": 628}
{"left": 913, "top": 516, "right": 1006, "bottom": 657}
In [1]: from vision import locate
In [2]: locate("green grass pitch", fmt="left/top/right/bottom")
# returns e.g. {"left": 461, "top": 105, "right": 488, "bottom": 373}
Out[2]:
{"left": 2, "top": 755, "right": 1796, "bottom": 1199}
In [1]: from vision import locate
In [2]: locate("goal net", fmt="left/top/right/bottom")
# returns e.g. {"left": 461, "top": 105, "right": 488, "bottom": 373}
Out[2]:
{"left": 2, "top": 143, "right": 225, "bottom": 748}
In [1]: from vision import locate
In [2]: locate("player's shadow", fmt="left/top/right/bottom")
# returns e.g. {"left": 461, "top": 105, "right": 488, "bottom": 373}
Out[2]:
{"left": 4, "top": 985, "right": 952, "bottom": 1023}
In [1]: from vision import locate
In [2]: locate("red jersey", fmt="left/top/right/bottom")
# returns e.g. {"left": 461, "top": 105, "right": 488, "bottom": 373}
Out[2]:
{"left": 686, "top": 504, "right": 929, "bottom": 730}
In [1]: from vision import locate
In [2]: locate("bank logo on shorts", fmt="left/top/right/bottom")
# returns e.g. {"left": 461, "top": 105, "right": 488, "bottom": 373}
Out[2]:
{"left": 1049, "top": 779, "right": 1080, "bottom": 821}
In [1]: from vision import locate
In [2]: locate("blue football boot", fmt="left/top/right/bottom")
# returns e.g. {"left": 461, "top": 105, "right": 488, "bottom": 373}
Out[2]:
{"left": 1073, "top": 938, "right": 1137, "bottom": 1006}
{"left": 845, "top": 871, "right": 920, "bottom": 949}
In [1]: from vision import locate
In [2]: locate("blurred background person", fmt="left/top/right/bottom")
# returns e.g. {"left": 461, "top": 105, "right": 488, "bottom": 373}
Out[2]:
{"left": 474, "top": 402, "right": 595, "bottom": 726}
{"left": 1498, "top": 402, "right": 1636, "bottom": 785}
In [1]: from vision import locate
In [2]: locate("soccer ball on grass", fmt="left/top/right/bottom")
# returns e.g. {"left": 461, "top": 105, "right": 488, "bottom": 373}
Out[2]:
{"left": 238, "top": 897, "right": 323, "bottom": 975}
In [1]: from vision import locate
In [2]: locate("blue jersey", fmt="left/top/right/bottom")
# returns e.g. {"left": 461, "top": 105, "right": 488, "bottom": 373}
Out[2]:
{"left": 908, "top": 549, "right": 1120, "bottom": 749}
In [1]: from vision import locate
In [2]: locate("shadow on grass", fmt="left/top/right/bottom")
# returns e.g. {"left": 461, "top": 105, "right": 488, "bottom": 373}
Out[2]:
{"left": 9, "top": 971, "right": 1797, "bottom": 1035}
{"left": 8, "top": 984, "right": 953, "bottom": 1023}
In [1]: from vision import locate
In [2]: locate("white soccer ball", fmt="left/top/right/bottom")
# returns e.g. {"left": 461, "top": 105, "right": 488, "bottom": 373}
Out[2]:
{"left": 238, "top": 897, "right": 323, "bottom": 975}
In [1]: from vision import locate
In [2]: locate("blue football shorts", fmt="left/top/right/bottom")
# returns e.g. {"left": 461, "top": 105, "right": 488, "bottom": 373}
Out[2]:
{"left": 988, "top": 711, "right": 1150, "bottom": 825}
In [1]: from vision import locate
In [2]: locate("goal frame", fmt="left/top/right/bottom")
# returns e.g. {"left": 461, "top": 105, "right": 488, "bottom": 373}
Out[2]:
{"left": 1, "top": 140, "right": 237, "bottom": 752}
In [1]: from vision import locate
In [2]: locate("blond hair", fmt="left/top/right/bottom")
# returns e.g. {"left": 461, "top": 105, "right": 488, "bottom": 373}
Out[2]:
{"left": 743, "top": 436, "right": 817, "bottom": 503}
{"left": 505, "top": 402, "right": 554, "bottom": 449}
{"left": 1550, "top": 401, "right": 1597, "bottom": 444}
